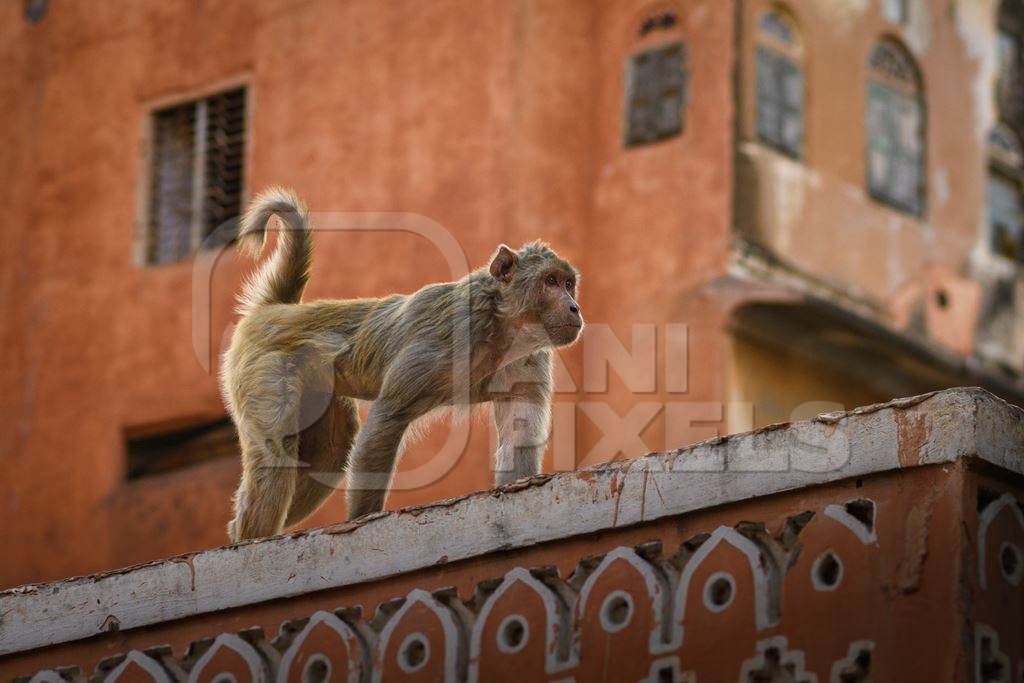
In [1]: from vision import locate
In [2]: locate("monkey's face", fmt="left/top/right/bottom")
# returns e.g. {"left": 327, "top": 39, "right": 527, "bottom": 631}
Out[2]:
{"left": 490, "top": 242, "right": 584, "bottom": 348}
{"left": 536, "top": 268, "right": 584, "bottom": 347}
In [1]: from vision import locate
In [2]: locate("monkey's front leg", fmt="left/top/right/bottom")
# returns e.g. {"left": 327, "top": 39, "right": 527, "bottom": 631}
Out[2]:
{"left": 490, "top": 351, "right": 553, "bottom": 487}
{"left": 492, "top": 397, "right": 551, "bottom": 486}
{"left": 345, "top": 394, "right": 424, "bottom": 519}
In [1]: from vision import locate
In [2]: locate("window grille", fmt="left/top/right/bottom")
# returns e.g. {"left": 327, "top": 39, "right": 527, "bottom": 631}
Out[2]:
{"left": 756, "top": 11, "right": 803, "bottom": 158}
{"left": 144, "top": 87, "right": 246, "bottom": 265}
{"left": 624, "top": 42, "right": 687, "bottom": 147}
{"left": 865, "top": 40, "right": 925, "bottom": 216}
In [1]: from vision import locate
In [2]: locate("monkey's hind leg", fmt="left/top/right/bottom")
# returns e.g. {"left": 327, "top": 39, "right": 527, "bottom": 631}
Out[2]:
{"left": 284, "top": 395, "right": 361, "bottom": 527}
{"left": 229, "top": 435, "right": 300, "bottom": 542}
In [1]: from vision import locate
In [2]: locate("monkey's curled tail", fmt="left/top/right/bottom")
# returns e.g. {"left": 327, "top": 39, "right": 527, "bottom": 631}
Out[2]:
{"left": 235, "top": 187, "right": 313, "bottom": 315}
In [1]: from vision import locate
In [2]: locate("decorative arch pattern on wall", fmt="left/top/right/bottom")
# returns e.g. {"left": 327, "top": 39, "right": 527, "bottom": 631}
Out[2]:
{"left": 371, "top": 588, "right": 463, "bottom": 682}
{"left": 186, "top": 633, "right": 266, "bottom": 683}
{"left": 23, "top": 481, "right": 1024, "bottom": 682}
{"left": 276, "top": 610, "right": 367, "bottom": 683}
{"left": 467, "top": 566, "right": 574, "bottom": 679}
{"left": 575, "top": 546, "right": 674, "bottom": 655}
{"left": 672, "top": 525, "right": 776, "bottom": 640}
{"left": 98, "top": 652, "right": 171, "bottom": 683}
{"left": 15, "top": 506, "right": 889, "bottom": 683}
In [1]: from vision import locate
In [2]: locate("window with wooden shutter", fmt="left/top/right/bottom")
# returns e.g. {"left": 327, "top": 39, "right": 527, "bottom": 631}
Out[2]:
{"left": 623, "top": 42, "right": 687, "bottom": 147}
{"left": 144, "top": 86, "right": 247, "bottom": 265}
{"left": 755, "top": 10, "right": 804, "bottom": 159}
{"left": 865, "top": 39, "right": 925, "bottom": 216}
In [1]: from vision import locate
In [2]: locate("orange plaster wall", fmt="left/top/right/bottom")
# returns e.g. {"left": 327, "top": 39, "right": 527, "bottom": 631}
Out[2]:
{"left": 0, "top": 0, "right": 736, "bottom": 587}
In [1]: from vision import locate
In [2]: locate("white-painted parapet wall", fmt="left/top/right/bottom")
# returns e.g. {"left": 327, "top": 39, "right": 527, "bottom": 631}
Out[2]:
{"left": 1, "top": 388, "right": 1021, "bottom": 657}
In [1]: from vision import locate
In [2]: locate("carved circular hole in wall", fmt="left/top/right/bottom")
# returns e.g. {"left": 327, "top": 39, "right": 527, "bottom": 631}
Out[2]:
{"left": 302, "top": 655, "right": 331, "bottom": 683}
{"left": 702, "top": 572, "right": 736, "bottom": 612}
{"left": 600, "top": 590, "right": 635, "bottom": 633}
{"left": 211, "top": 675, "right": 238, "bottom": 683}
{"left": 812, "top": 551, "right": 843, "bottom": 591}
{"left": 1000, "top": 542, "right": 1023, "bottom": 585}
{"left": 497, "top": 614, "right": 530, "bottom": 654}
{"left": 398, "top": 633, "right": 430, "bottom": 673}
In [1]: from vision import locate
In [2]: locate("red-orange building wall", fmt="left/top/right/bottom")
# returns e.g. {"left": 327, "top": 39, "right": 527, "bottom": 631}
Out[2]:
{"left": 0, "top": 0, "right": 735, "bottom": 587}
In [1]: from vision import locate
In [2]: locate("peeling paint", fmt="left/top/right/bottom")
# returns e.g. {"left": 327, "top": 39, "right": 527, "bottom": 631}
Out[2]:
{"left": 952, "top": 0, "right": 999, "bottom": 143}
{"left": 640, "top": 467, "right": 649, "bottom": 521}
{"left": 894, "top": 495, "right": 932, "bottom": 594}
{"left": 610, "top": 460, "right": 634, "bottom": 528}
{"left": 99, "top": 615, "right": 120, "bottom": 634}
{"left": 0, "top": 389, "right": 1020, "bottom": 658}
{"left": 828, "top": 0, "right": 870, "bottom": 27}
{"left": 933, "top": 166, "right": 950, "bottom": 207}
{"left": 169, "top": 555, "right": 196, "bottom": 592}
{"left": 904, "top": 0, "right": 933, "bottom": 55}
{"left": 896, "top": 411, "right": 929, "bottom": 466}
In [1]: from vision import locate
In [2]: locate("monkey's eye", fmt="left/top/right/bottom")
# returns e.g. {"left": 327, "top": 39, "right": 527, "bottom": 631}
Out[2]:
{"left": 565, "top": 279, "right": 574, "bottom": 290}
{"left": 545, "top": 274, "right": 558, "bottom": 286}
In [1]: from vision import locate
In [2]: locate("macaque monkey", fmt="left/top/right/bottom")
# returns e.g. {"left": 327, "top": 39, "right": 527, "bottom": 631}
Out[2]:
{"left": 221, "top": 188, "right": 584, "bottom": 541}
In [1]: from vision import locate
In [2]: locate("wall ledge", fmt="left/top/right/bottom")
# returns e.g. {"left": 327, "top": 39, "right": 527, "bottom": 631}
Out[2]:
{"left": 1, "top": 387, "right": 1021, "bottom": 656}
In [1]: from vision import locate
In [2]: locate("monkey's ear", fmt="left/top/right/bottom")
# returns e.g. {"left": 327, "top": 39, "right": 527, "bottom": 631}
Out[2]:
{"left": 489, "top": 245, "right": 518, "bottom": 283}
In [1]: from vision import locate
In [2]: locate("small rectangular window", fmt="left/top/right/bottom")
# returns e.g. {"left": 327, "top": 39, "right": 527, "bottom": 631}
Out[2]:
{"left": 126, "top": 417, "right": 238, "bottom": 479}
{"left": 624, "top": 42, "right": 687, "bottom": 147}
{"left": 756, "top": 47, "right": 803, "bottom": 158}
{"left": 144, "top": 86, "right": 247, "bottom": 265}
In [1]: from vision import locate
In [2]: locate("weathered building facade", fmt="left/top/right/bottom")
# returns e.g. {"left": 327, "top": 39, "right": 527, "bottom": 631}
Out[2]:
{"left": 2, "top": 0, "right": 1023, "bottom": 589}
{"left": 3, "top": 389, "right": 1024, "bottom": 680}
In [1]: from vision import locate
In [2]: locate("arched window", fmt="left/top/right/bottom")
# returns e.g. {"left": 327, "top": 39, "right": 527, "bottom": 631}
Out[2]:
{"left": 987, "top": 125, "right": 1024, "bottom": 260}
{"left": 755, "top": 9, "right": 804, "bottom": 158}
{"left": 866, "top": 38, "right": 925, "bottom": 216}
